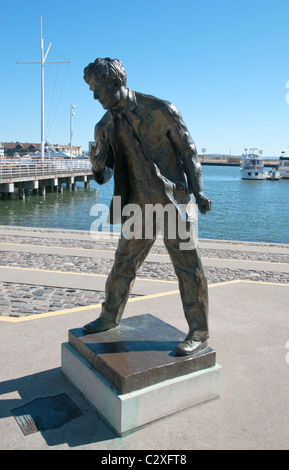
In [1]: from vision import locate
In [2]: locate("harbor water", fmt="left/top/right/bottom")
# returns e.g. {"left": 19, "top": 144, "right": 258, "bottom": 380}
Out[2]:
{"left": 0, "top": 165, "right": 288, "bottom": 244}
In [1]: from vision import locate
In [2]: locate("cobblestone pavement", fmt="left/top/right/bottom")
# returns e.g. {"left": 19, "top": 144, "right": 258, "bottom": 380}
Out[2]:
{"left": 0, "top": 227, "right": 288, "bottom": 317}
{"left": 0, "top": 282, "right": 106, "bottom": 317}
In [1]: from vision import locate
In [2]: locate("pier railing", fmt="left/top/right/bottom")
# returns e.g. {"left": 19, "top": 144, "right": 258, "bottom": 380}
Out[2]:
{"left": 0, "top": 159, "right": 93, "bottom": 183}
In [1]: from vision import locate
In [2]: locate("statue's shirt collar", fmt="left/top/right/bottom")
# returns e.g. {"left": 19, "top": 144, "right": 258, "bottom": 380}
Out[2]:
{"left": 110, "top": 89, "right": 137, "bottom": 117}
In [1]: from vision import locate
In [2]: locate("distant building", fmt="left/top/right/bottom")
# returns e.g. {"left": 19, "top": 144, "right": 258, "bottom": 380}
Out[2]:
{"left": 227, "top": 157, "right": 241, "bottom": 164}
{"left": 48, "top": 143, "right": 82, "bottom": 156}
{"left": 2, "top": 142, "right": 40, "bottom": 156}
{"left": 204, "top": 154, "right": 228, "bottom": 161}
{"left": 200, "top": 154, "right": 241, "bottom": 164}
{"left": 0, "top": 143, "right": 4, "bottom": 158}
{"left": 2, "top": 142, "right": 82, "bottom": 157}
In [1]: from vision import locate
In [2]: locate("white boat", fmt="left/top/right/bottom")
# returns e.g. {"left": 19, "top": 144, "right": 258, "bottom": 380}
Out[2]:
{"left": 240, "top": 148, "right": 267, "bottom": 180}
{"left": 32, "top": 150, "right": 75, "bottom": 159}
{"left": 267, "top": 168, "right": 281, "bottom": 180}
{"left": 277, "top": 153, "right": 289, "bottom": 179}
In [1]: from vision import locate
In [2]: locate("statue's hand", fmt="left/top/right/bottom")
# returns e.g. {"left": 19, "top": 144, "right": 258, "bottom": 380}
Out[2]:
{"left": 196, "top": 193, "right": 212, "bottom": 214}
{"left": 90, "top": 141, "right": 107, "bottom": 173}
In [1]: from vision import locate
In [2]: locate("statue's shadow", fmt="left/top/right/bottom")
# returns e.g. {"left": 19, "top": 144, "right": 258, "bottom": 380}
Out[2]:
{"left": 0, "top": 367, "right": 117, "bottom": 447}
{"left": 1, "top": 339, "right": 186, "bottom": 447}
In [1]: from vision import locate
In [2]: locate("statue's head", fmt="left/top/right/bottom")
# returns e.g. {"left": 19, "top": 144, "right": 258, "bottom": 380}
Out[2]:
{"left": 84, "top": 58, "right": 127, "bottom": 109}
{"left": 84, "top": 58, "right": 127, "bottom": 87}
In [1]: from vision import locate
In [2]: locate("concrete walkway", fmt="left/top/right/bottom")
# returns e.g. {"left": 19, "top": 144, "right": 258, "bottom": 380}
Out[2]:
{"left": 0, "top": 225, "right": 289, "bottom": 450}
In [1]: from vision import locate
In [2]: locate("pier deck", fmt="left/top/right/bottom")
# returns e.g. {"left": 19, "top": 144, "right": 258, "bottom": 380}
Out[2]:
{"left": 0, "top": 159, "right": 94, "bottom": 197}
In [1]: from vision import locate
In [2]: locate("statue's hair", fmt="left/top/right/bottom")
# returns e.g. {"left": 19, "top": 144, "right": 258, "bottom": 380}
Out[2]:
{"left": 83, "top": 58, "right": 127, "bottom": 86}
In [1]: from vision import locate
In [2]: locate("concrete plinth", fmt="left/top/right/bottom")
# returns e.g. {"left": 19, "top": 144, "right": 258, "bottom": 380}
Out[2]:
{"left": 61, "top": 314, "right": 221, "bottom": 435}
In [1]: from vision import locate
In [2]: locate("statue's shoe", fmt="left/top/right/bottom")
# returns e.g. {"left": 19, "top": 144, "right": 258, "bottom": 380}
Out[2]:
{"left": 175, "top": 339, "right": 207, "bottom": 356}
{"left": 83, "top": 317, "right": 117, "bottom": 333}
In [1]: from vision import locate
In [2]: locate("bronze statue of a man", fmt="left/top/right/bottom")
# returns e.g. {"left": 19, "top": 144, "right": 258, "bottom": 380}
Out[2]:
{"left": 83, "top": 57, "right": 212, "bottom": 356}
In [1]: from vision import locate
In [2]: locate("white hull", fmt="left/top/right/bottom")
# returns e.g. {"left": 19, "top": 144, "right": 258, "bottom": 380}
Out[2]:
{"left": 241, "top": 170, "right": 267, "bottom": 180}
{"left": 277, "top": 157, "right": 289, "bottom": 178}
{"left": 267, "top": 169, "right": 282, "bottom": 180}
{"left": 278, "top": 171, "right": 289, "bottom": 179}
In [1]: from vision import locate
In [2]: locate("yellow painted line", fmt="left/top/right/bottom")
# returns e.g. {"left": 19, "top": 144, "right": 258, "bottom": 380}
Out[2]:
{"left": 0, "top": 302, "right": 103, "bottom": 322}
{"left": 0, "top": 290, "right": 180, "bottom": 323}
{"left": 0, "top": 265, "right": 178, "bottom": 284}
{"left": 1, "top": 279, "right": 288, "bottom": 323}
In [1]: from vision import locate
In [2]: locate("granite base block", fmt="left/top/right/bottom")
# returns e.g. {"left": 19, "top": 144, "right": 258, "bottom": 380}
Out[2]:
{"left": 61, "top": 315, "right": 221, "bottom": 435}
{"left": 61, "top": 343, "right": 221, "bottom": 435}
{"left": 67, "top": 314, "right": 217, "bottom": 394}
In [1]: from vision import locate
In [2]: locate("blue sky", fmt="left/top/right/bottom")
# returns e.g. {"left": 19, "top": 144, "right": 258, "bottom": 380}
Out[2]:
{"left": 1, "top": 0, "right": 289, "bottom": 156}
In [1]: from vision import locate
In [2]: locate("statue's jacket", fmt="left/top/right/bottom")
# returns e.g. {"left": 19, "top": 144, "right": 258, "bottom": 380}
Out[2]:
{"left": 92, "top": 89, "right": 204, "bottom": 224}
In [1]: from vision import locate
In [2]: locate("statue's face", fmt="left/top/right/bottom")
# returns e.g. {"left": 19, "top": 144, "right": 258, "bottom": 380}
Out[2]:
{"left": 87, "top": 77, "right": 122, "bottom": 110}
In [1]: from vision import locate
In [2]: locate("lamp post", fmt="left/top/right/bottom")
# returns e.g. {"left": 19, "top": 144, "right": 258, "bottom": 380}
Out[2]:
{"left": 70, "top": 105, "right": 75, "bottom": 159}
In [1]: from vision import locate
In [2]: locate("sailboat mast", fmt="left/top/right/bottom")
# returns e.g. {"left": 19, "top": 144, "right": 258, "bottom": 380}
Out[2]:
{"left": 17, "top": 17, "right": 70, "bottom": 159}
{"left": 40, "top": 17, "right": 45, "bottom": 159}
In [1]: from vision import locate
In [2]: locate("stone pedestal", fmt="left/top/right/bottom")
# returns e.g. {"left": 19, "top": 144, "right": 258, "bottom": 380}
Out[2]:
{"left": 61, "top": 314, "right": 221, "bottom": 435}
